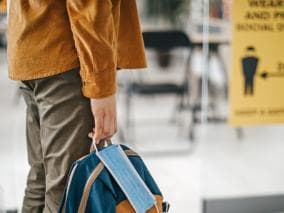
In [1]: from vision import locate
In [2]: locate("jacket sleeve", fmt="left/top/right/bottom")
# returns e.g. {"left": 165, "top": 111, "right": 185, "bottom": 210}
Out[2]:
{"left": 66, "top": 0, "right": 117, "bottom": 98}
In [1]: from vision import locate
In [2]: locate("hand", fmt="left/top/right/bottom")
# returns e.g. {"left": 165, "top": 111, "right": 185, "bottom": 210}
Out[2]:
{"left": 88, "top": 94, "right": 117, "bottom": 144}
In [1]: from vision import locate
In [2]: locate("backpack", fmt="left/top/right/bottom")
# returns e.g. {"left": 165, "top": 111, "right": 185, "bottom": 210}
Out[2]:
{"left": 58, "top": 144, "right": 170, "bottom": 213}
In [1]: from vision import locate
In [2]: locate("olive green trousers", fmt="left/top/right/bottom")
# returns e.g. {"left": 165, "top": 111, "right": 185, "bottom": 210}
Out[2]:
{"left": 19, "top": 68, "right": 93, "bottom": 213}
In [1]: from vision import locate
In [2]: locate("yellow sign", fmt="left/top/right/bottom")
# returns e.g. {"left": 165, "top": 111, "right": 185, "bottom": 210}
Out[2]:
{"left": 229, "top": 0, "right": 284, "bottom": 126}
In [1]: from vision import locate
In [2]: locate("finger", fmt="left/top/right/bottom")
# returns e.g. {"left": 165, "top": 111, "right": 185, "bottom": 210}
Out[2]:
{"left": 94, "top": 112, "right": 104, "bottom": 143}
{"left": 114, "top": 116, "right": 118, "bottom": 134}
{"left": 106, "top": 116, "right": 115, "bottom": 139}
{"left": 93, "top": 128, "right": 102, "bottom": 144}
{"left": 88, "top": 132, "right": 94, "bottom": 139}
{"left": 103, "top": 113, "right": 112, "bottom": 139}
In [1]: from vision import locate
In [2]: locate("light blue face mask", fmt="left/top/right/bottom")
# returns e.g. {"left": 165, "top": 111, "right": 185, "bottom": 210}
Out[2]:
{"left": 94, "top": 141, "right": 158, "bottom": 213}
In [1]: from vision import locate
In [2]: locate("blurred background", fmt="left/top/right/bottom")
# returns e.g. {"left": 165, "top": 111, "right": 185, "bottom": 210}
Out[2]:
{"left": 1, "top": 0, "right": 284, "bottom": 212}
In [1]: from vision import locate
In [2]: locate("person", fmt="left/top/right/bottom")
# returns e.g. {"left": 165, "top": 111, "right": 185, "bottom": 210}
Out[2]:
{"left": 7, "top": 0, "right": 147, "bottom": 212}
{"left": 241, "top": 46, "right": 259, "bottom": 96}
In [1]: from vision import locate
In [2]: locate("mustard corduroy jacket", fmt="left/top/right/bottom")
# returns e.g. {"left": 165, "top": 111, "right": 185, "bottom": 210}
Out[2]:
{"left": 7, "top": 0, "right": 147, "bottom": 98}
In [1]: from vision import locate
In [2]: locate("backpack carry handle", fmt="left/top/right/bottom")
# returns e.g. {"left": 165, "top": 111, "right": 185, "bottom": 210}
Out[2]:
{"left": 90, "top": 139, "right": 112, "bottom": 153}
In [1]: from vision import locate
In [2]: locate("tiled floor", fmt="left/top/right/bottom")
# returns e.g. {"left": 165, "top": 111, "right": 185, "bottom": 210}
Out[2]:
{"left": 1, "top": 49, "right": 284, "bottom": 212}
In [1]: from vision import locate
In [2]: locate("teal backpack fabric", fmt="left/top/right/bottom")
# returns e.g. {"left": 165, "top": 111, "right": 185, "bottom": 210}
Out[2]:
{"left": 58, "top": 144, "right": 169, "bottom": 213}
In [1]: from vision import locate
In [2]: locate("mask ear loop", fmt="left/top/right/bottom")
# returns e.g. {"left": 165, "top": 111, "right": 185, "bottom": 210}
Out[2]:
{"left": 89, "top": 142, "right": 97, "bottom": 153}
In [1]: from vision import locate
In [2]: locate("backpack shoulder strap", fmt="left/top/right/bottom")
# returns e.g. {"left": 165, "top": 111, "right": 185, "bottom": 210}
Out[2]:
{"left": 124, "top": 149, "right": 139, "bottom": 157}
{"left": 78, "top": 162, "right": 104, "bottom": 212}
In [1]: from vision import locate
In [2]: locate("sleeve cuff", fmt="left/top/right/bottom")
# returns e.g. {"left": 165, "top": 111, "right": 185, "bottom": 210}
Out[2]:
{"left": 81, "top": 69, "right": 116, "bottom": 99}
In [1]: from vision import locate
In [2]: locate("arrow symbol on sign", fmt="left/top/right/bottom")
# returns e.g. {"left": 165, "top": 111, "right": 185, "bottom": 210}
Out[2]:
{"left": 260, "top": 71, "right": 284, "bottom": 79}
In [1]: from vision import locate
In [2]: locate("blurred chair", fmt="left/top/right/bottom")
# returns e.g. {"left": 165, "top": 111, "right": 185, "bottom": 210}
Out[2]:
{"left": 187, "top": 41, "right": 230, "bottom": 142}
{"left": 121, "top": 30, "right": 193, "bottom": 145}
